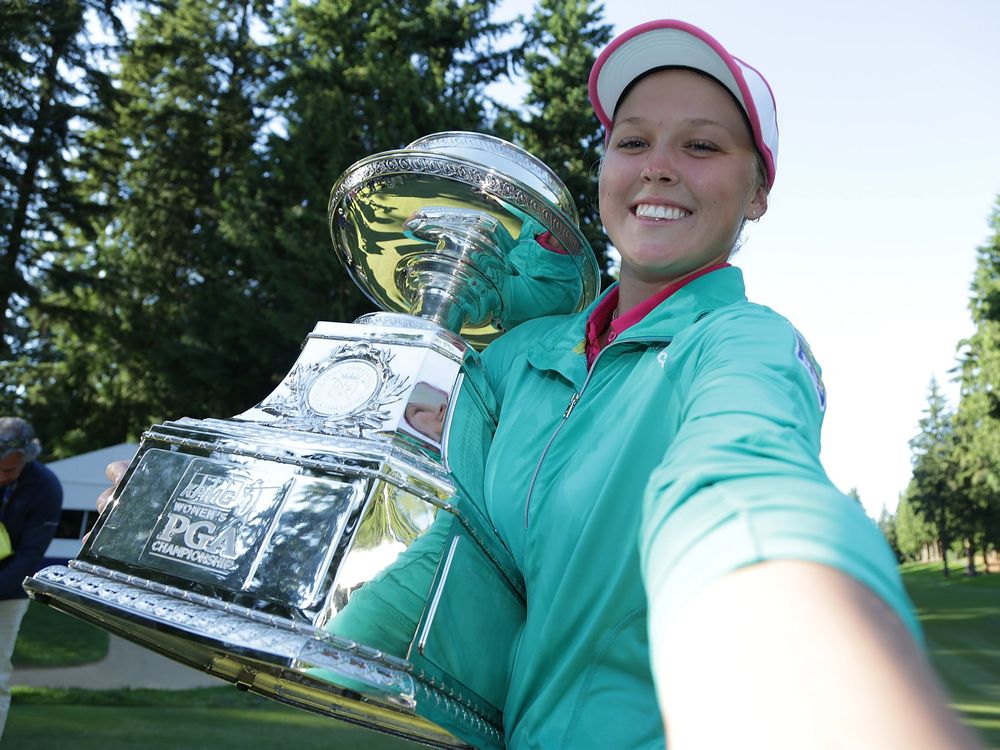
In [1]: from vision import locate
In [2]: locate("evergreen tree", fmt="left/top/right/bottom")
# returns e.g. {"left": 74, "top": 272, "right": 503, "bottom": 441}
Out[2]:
{"left": 8, "top": 0, "right": 283, "bottom": 454}
{"left": 0, "top": 0, "right": 124, "bottom": 359}
{"left": 514, "top": 0, "right": 612, "bottom": 282}
{"left": 6, "top": 0, "right": 519, "bottom": 455}
{"left": 876, "top": 503, "right": 901, "bottom": 562}
{"left": 263, "top": 0, "right": 515, "bottom": 335}
{"left": 907, "top": 378, "right": 960, "bottom": 576}
{"left": 894, "top": 495, "right": 936, "bottom": 562}
{"left": 953, "top": 197, "right": 1000, "bottom": 570}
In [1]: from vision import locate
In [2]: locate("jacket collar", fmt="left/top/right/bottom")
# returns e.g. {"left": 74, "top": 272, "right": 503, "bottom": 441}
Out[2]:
{"left": 525, "top": 266, "right": 748, "bottom": 383}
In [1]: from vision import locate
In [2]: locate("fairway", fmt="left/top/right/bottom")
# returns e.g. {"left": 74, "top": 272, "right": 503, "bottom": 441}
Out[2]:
{"left": 901, "top": 562, "right": 1000, "bottom": 748}
{"left": 8, "top": 561, "right": 999, "bottom": 749}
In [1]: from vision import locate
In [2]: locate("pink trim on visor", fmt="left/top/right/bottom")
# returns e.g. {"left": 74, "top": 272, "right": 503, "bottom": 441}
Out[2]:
{"left": 588, "top": 19, "right": 778, "bottom": 188}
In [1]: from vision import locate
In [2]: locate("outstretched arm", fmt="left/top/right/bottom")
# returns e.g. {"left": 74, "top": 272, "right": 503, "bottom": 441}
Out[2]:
{"left": 654, "top": 560, "right": 983, "bottom": 750}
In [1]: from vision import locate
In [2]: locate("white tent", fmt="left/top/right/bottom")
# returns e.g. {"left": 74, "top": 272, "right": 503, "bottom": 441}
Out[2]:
{"left": 44, "top": 442, "right": 138, "bottom": 561}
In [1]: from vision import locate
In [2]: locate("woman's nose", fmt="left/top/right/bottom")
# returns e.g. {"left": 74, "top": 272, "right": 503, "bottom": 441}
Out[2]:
{"left": 640, "top": 151, "right": 678, "bottom": 183}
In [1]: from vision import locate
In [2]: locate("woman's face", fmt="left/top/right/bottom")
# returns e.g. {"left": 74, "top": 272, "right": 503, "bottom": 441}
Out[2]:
{"left": 599, "top": 68, "right": 768, "bottom": 288}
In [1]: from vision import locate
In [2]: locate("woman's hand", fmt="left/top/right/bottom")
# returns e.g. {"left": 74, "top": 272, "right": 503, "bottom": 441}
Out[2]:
{"left": 96, "top": 459, "right": 130, "bottom": 515}
{"left": 82, "top": 459, "right": 131, "bottom": 545}
{"left": 80, "top": 461, "right": 131, "bottom": 544}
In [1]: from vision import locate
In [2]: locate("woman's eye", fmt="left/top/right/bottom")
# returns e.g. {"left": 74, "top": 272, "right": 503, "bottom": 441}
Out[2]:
{"left": 687, "top": 140, "right": 719, "bottom": 153}
{"left": 615, "top": 136, "right": 646, "bottom": 149}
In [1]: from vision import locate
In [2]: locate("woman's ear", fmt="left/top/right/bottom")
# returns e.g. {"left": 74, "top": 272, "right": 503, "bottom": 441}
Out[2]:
{"left": 746, "top": 186, "right": 768, "bottom": 221}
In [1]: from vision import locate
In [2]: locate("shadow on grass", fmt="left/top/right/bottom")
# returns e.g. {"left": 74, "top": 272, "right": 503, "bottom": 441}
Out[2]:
{"left": 13, "top": 601, "right": 109, "bottom": 668}
{"left": 9, "top": 687, "right": 425, "bottom": 750}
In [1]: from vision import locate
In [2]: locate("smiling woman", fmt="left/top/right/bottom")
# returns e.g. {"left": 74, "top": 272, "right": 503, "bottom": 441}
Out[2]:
{"left": 465, "top": 18, "right": 984, "bottom": 750}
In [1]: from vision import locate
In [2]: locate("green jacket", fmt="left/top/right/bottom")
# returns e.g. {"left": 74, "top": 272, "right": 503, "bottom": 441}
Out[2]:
{"left": 479, "top": 265, "right": 919, "bottom": 750}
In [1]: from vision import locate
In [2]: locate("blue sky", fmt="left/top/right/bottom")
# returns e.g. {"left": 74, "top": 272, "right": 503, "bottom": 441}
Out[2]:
{"left": 493, "top": 0, "right": 1000, "bottom": 516}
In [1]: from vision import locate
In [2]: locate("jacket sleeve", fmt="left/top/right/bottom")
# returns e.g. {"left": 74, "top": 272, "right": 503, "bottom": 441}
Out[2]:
{"left": 0, "top": 466, "right": 64, "bottom": 598}
{"left": 638, "top": 306, "right": 921, "bottom": 643}
{"left": 496, "top": 218, "right": 584, "bottom": 330}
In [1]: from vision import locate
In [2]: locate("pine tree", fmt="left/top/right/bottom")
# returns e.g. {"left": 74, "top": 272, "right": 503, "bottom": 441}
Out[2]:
{"left": 876, "top": 503, "right": 901, "bottom": 562}
{"left": 7, "top": 0, "right": 284, "bottom": 454}
{"left": 0, "top": 0, "right": 124, "bottom": 359}
{"left": 953, "top": 197, "right": 1000, "bottom": 570}
{"left": 262, "top": 0, "right": 514, "bottom": 335}
{"left": 5, "top": 0, "right": 519, "bottom": 455}
{"left": 511, "top": 0, "right": 612, "bottom": 283}
{"left": 894, "top": 495, "right": 936, "bottom": 562}
{"left": 907, "top": 378, "right": 960, "bottom": 576}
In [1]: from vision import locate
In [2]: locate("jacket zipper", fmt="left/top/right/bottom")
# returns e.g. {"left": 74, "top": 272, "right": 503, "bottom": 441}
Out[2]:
{"left": 522, "top": 337, "right": 670, "bottom": 527}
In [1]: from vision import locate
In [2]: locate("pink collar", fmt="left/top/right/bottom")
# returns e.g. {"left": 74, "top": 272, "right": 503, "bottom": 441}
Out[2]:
{"left": 585, "top": 263, "right": 730, "bottom": 367}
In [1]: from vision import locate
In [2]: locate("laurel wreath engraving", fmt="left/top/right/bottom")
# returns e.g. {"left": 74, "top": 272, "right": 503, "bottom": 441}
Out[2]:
{"left": 259, "top": 342, "right": 410, "bottom": 438}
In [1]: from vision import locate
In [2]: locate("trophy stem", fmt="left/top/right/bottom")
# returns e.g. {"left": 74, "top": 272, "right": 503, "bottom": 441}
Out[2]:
{"left": 410, "top": 288, "right": 471, "bottom": 333}
{"left": 399, "top": 253, "right": 500, "bottom": 334}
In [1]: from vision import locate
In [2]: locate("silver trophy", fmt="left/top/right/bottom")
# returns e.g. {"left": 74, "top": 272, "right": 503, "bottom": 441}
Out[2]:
{"left": 24, "top": 132, "right": 598, "bottom": 749}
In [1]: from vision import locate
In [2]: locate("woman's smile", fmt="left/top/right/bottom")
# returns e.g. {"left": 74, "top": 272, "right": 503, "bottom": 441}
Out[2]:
{"left": 633, "top": 202, "right": 692, "bottom": 221}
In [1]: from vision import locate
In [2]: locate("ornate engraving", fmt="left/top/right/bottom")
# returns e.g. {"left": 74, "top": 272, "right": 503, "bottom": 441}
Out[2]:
{"left": 259, "top": 342, "right": 410, "bottom": 437}
{"left": 407, "top": 132, "right": 573, "bottom": 215}
{"left": 329, "top": 153, "right": 583, "bottom": 256}
{"left": 32, "top": 563, "right": 503, "bottom": 736}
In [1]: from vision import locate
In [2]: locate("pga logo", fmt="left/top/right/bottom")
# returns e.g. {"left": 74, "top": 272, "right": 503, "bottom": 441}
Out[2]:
{"left": 155, "top": 512, "right": 238, "bottom": 559}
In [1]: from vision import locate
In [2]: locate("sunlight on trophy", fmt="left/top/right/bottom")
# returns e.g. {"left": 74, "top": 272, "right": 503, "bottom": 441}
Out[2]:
{"left": 24, "top": 132, "right": 598, "bottom": 749}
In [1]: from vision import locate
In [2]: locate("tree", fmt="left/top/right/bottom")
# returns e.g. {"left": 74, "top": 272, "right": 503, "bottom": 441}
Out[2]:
{"left": 261, "top": 0, "right": 516, "bottom": 336}
{"left": 4, "top": 0, "right": 522, "bottom": 456}
{"left": 0, "top": 0, "right": 124, "bottom": 359}
{"left": 907, "top": 378, "right": 960, "bottom": 576}
{"left": 513, "top": 0, "right": 613, "bottom": 283}
{"left": 952, "top": 197, "right": 1000, "bottom": 572}
{"left": 894, "top": 495, "right": 936, "bottom": 562}
{"left": 6, "top": 0, "right": 284, "bottom": 454}
{"left": 876, "top": 503, "right": 901, "bottom": 562}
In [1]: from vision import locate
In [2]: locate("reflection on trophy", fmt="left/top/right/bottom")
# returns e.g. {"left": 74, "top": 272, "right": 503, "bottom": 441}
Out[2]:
{"left": 23, "top": 132, "right": 598, "bottom": 749}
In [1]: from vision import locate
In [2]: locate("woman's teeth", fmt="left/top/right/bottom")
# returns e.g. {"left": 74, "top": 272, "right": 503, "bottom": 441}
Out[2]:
{"left": 635, "top": 204, "right": 690, "bottom": 220}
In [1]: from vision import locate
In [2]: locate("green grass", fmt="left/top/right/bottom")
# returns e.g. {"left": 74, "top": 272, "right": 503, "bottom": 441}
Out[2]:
{"left": 8, "top": 563, "right": 998, "bottom": 748}
{"left": 900, "top": 561, "right": 1000, "bottom": 748}
{"left": 6, "top": 688, "right": 425, "bottom": 749}
{"left": 12, "top": 600, "right": 109, "bottom": 667}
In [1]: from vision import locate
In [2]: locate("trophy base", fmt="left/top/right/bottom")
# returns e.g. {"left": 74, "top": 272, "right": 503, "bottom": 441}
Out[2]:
{"left": 25, "top": 562, "right": 502, "bottom": 750}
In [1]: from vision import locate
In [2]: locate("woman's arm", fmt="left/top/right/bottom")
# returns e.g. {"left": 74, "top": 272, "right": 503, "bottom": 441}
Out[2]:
{"left": 639, "top": 308, "right": 982, "bottom": 748}
{"left": 654, "top": 560, "right": 983, "bottom": 750}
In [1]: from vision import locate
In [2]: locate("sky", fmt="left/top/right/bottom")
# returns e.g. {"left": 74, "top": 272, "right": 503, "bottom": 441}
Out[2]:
{"left": 492, "top": 0, "right": 1000, "bottom": 517}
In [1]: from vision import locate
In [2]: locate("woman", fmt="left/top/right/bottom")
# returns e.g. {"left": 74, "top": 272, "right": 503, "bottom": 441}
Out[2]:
{"left": 469, "top": 18, "right": 982, "bottom": 750}
{"left": 97, "top": 19, "right": 982, "bottom": 750}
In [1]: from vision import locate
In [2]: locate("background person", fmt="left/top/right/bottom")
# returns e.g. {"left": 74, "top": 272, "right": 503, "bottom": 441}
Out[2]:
{"left": 0, "top": 416, "right": 63, "bottom": 739}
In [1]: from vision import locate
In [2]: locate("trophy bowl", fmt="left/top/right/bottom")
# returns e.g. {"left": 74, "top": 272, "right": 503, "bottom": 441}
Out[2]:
{"left": 24, "top": 132, "right": 598, "bottom": 749}
{"left": 331, "top": 131, "right": 598, "bottom": 347}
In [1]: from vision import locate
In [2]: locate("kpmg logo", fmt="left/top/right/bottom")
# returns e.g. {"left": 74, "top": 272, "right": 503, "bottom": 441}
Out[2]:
{"left": 147, "top": 469, "right": 269, "bottom": 574}
{"left": 177, "top": 472, "right": 262, "bottom": 511}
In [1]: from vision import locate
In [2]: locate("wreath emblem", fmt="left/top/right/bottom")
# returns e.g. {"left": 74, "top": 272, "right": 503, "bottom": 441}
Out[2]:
{"left": 259, "top": 342, "right": 410, "bottom": 437}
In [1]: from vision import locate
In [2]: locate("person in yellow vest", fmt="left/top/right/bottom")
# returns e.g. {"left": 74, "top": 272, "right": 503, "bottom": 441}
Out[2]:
{"left": 0, "top": 417, "right": 63, "bottom": 739}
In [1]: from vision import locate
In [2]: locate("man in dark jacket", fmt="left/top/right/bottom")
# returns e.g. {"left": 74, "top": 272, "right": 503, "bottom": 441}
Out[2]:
{"left": 0, "top": 417, "right": 62, "bottom": 738}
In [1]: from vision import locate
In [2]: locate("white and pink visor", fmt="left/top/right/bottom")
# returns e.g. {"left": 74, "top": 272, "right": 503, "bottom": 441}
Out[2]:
{"left": 589, "top": 19, "right": 779, "bottom": 188}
